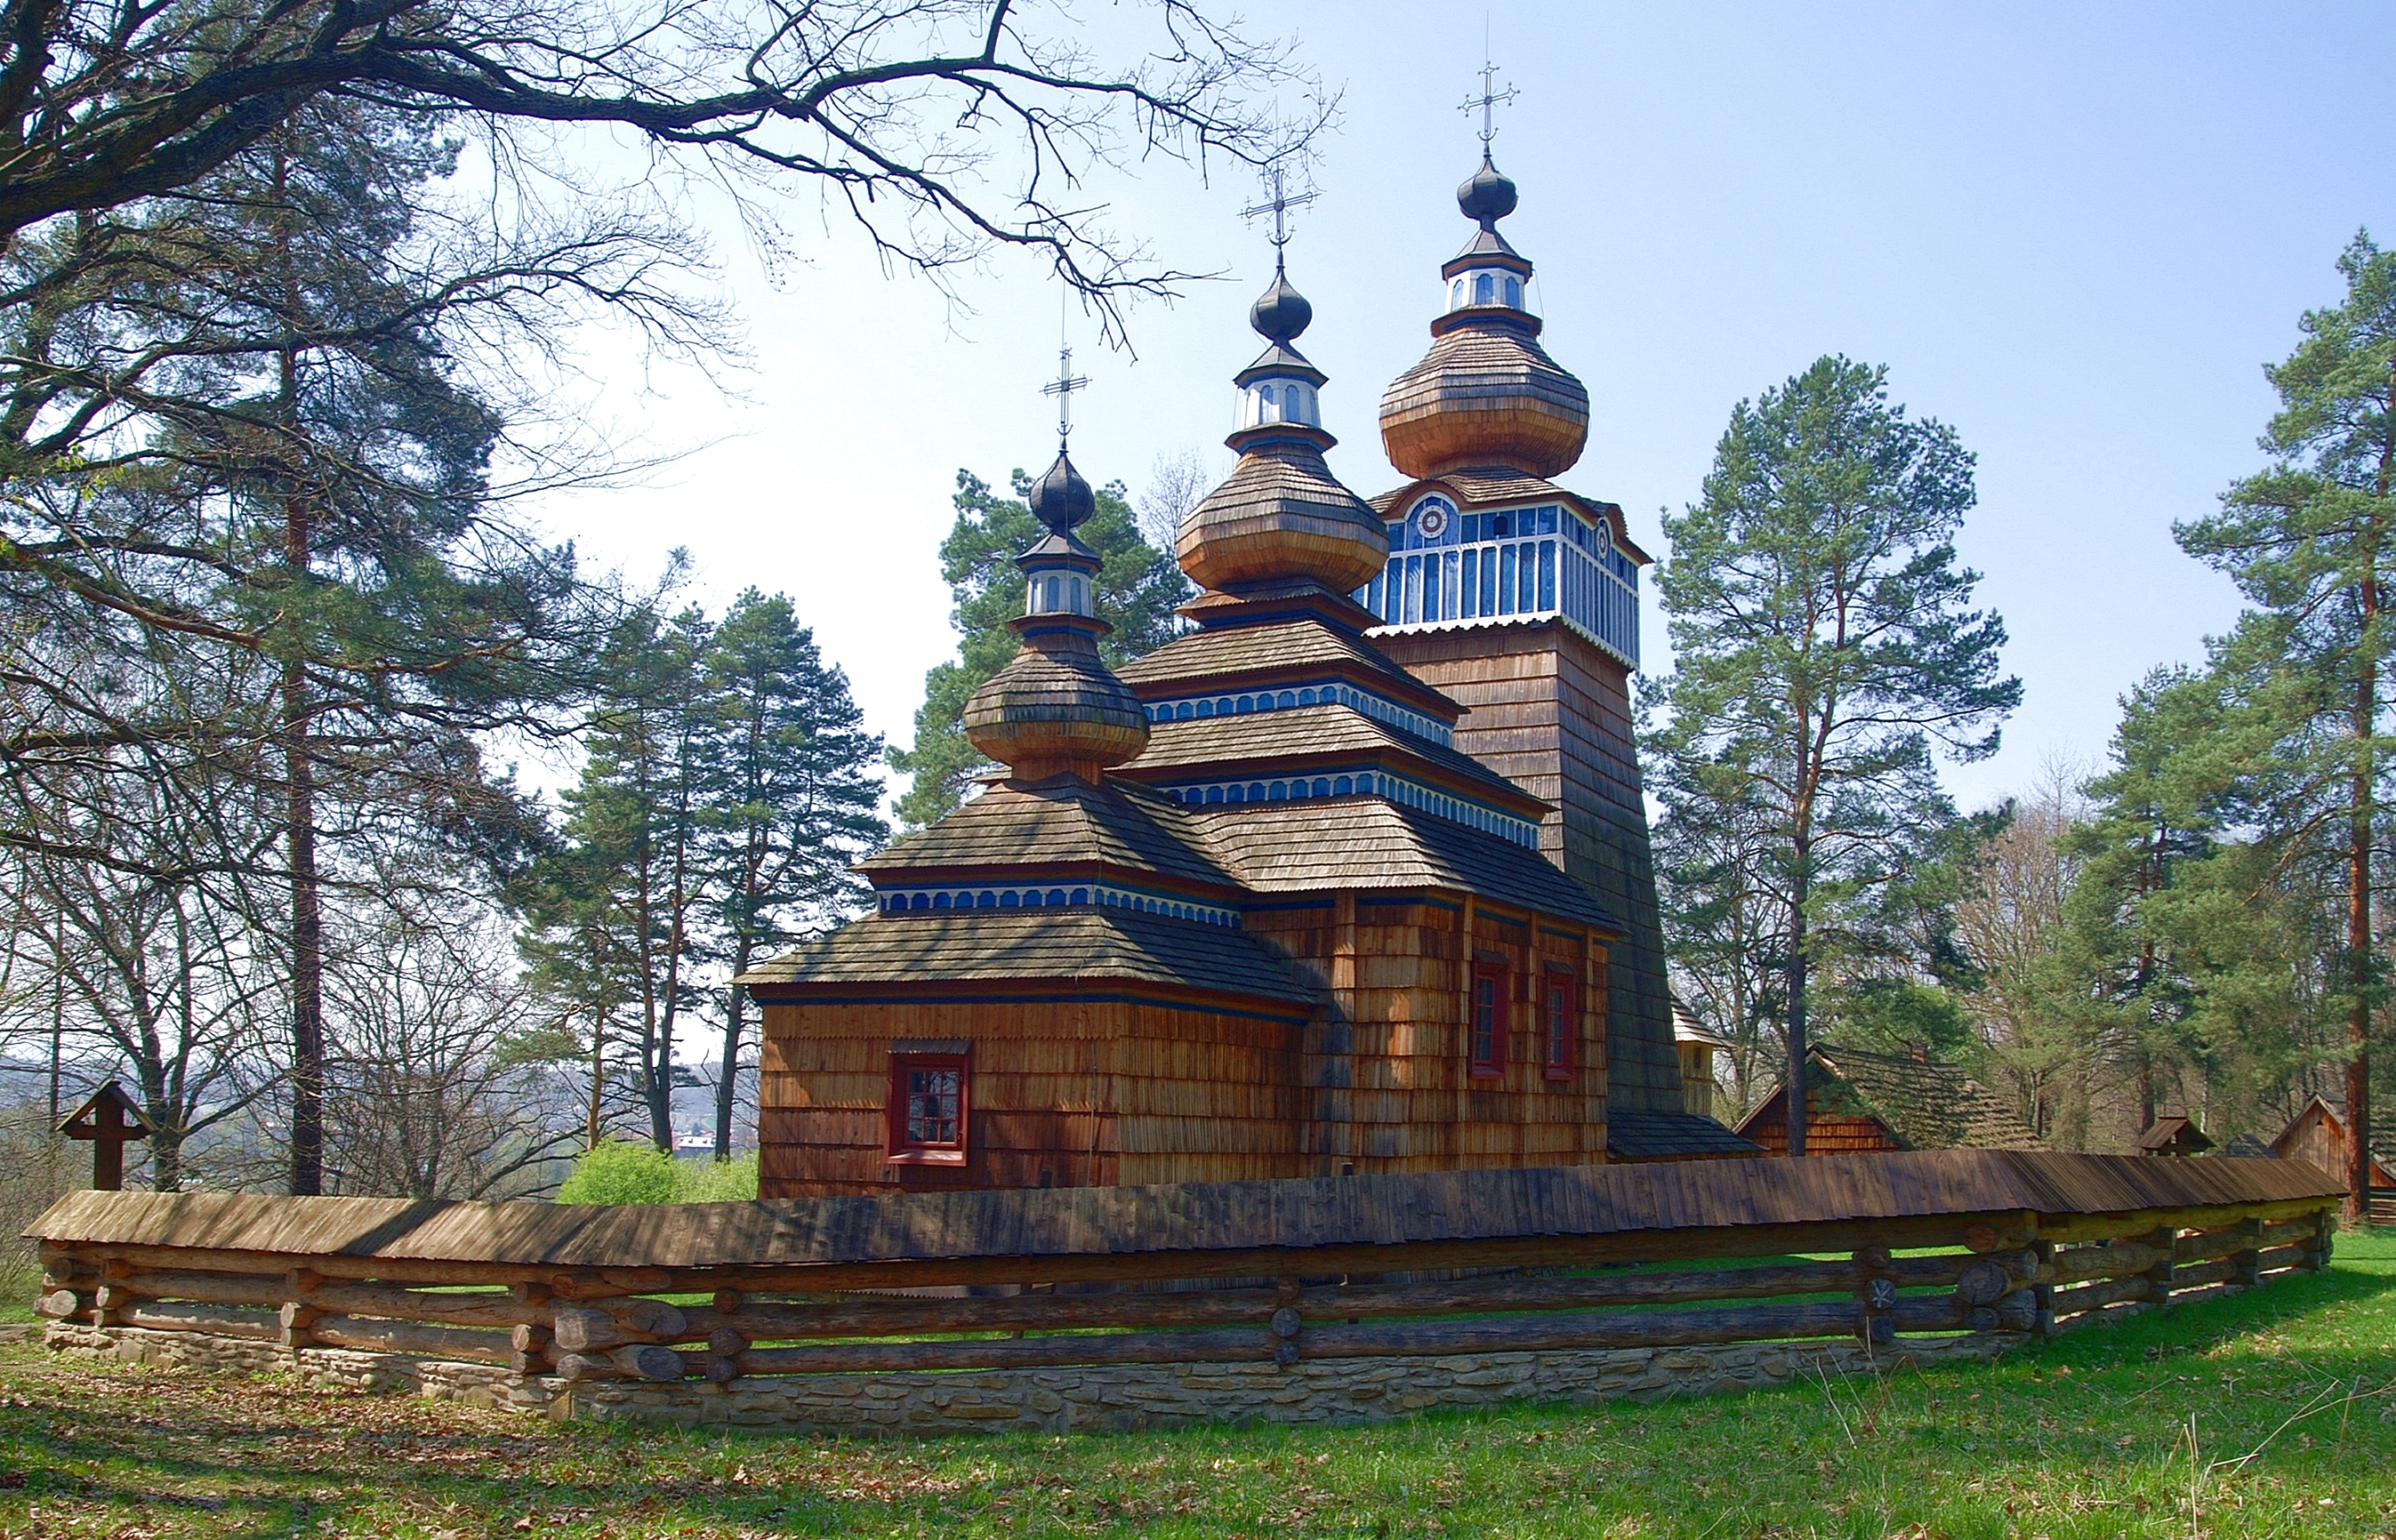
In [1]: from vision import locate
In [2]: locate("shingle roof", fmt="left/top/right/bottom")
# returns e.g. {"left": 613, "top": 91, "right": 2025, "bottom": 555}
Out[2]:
{"left": 1191, "top": 798, "right": 1617, "bottom": 930}
{"left": 1115, "top": 616, "right": 1457, "bottom": 718}
{"left": 859, "top": 776, "right": 1235, "bottom": 891}
{"left": 1606, "top": 1109, "right": 1763, "bottom": 1160}
{"left": 734, "top": 909, "right": 1318, "bottom": 1007}
{"left": 1808, "top": 1047, "right": 2047, "bottom": 1152}
{"left": 1121, "top": 704, "right": 1548, "bottom": 815}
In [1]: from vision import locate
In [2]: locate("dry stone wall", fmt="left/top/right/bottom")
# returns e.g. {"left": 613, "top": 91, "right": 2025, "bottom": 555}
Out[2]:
{"left": 44, "top": 1321, "right": 2013, "bottom": 1436}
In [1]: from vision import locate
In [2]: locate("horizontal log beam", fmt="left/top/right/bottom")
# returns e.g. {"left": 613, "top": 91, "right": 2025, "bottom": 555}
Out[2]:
{"left": 118, "top": 1302, "right": 280, "bottom": 1340}
{"left": 305, "top": 1315, "right": 517, "bottom": 1367}
{"left": 2050, "top": 1273, "right": 2152, "bottom": 1319}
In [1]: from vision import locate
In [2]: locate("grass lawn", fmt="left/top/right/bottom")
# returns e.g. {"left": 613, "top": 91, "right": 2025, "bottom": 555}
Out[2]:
{"left": 0, "top": 1231, "right": 2386, "bottom": 1539}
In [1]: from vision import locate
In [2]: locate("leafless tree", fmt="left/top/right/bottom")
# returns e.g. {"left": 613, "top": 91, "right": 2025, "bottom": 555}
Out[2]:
{"left": 321, "top": 902, "right": 579, "bottom": 1199}
{"left": 1955, "top": 757, "right": 2093, "bottom": 1143}
{"left": 1135, "top": 446, "right": 1217, "bottom": 550}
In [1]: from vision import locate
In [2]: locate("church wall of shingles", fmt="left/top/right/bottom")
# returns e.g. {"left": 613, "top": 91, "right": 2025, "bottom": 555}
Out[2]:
{"left": 756, "top": 998, "right": 1307, "bottom": 1196}
{"left": 1373, "top": 622, "right": 1684, "bottom": 1114}
{"left": 1242, "top": 895, "right": 1607, "bottom": 1174}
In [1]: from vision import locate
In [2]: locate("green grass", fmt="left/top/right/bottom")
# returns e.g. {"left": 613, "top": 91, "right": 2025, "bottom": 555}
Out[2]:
{"left": 0, "top": 1232, "right": 2389, "bottom": 1538}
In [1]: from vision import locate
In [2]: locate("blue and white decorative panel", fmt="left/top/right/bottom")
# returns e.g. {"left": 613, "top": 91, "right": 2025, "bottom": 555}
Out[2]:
{"left": 1356, "top": 498, "right": 1640, "bottom": 669}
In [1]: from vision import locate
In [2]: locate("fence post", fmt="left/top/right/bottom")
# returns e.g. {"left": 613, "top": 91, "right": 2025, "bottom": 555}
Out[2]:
{"left": 1855, "top": 1247, "right": 1896, "bottom": 1352}
{"left": 2143, "top": 1227, "right": 2175, "bottom": 1310}
{"left": 2231, "top": 1218, "right": 2263, "bottom": 1289}
{"left": 2030, "top": 1239, "right": 2055, "bottom": 1339}
{"left": 511, "top": 1282, "right": 554, "bottom": 1375}
{"left": 2307, "top": 1207, "right": 2336, "bottom": 1271}
{"left": 279, "top": 1269, "right": 321, "bottom": 1349}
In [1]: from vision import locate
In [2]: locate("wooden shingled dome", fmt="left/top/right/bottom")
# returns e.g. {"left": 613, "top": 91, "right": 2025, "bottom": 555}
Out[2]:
{"left": 1379, "top": 320, "right": 1589, "bottom": 481}
{"left": 962, "top": 631, "right": 1148, "bottom": 782}
{"left": 1176, "top": 439, "right": 1388, "bottom": 595}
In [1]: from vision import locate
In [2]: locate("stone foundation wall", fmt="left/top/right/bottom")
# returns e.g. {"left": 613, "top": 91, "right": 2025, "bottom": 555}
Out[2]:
{"left": 43, "top": 1322, "right": 2013, "bottom": 1436}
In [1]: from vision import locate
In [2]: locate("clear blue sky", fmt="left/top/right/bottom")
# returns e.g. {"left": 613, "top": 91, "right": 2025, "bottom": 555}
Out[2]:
{"left": 534, "top": 2, "right": 2396, "bottom": 815}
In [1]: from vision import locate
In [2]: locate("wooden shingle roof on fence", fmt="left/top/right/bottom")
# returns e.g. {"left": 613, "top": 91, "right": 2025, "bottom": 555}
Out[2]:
{"left": 24, "top": 1151, "right": 2344, "bottom": 1272}
{"left": 1122, "top": 704, "right": 1550, "bottom": 815}
{"left": 856, "top": 777, "right": 1235, "bottom": 890}
{"left": 1194, "top": 798, "right": 1618, "bottom": 930}
{"left": 733, "top": 909, "right": 1315, "bottom": 1006}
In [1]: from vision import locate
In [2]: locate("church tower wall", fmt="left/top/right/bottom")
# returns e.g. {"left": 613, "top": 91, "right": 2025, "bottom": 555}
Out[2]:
{"left": 1371, "top": 621, "right": 1680, "bottom": 1111}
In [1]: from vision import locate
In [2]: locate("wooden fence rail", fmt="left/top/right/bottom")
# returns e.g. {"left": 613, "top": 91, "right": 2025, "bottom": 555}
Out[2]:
{"left": 23, "top": 1152, "right": 2346, "bottom": 1390}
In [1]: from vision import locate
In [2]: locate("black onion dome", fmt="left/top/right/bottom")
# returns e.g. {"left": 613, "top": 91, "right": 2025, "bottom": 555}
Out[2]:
{"left": 1249, "top": 266, "right": 1314, "bottom": 344}
{"left": 1458, "top": 157, "right": 1518, "bottom": 229}
{"left": 1029, "top": 448, "right": 1097, "bottom": 533}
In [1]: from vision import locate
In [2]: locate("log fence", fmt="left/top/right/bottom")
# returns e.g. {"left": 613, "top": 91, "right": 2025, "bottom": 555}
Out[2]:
{"left": 24, "top": 1152, "right": 2345, "bottom": 1396}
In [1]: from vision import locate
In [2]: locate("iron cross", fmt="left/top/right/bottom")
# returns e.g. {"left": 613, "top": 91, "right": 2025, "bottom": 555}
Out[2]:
{"left": 1040, "top": 332, "right": 1088, "bottom": 446}
{"left": 1459, "top": 59, "right": 1518, "bottom": 150}
{"left": 1241, "top": 164, "right": 1318, "bottom": 257}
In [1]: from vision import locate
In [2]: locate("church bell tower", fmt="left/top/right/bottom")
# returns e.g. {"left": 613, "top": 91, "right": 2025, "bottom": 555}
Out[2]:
{"left": 1361, "top": 132, "right": 1701, "bottom": 1143}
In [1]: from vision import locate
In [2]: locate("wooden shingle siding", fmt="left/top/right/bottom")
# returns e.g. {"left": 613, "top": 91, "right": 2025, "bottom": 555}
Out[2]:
{"left": 758, "top": 996, "right": 1307, "bottom": 1194}
{"left": 1376, "top": 618, "right": 1684, "bottom": 1114}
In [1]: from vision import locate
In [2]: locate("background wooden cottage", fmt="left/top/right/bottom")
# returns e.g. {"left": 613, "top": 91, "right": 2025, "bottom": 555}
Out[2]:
{"left": 1733, "top": 1047, "right": 2046, "bottom": 1158}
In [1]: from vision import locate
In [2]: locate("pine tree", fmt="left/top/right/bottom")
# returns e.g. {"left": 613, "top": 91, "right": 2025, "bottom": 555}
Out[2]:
{"left": 700, "top": 590, "right": 887, "bottom": 1157}
{"left": 2172, "top": 232, "right": 2396, "bottom": 1217}
{"left": 890, "top": 469, "right": 1188, "bottom": 827}
{"left": 520, "top": 606, "right": 715, "bottom": 1153}
{"left": 1649, "top": 357, "right": 2020, "bottom": 1153}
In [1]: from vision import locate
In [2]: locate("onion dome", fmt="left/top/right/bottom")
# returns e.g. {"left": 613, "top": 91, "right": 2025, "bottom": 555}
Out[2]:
{"left": 961, "top": 442, "right": 1147, "bottom": 782}
{"left": 1379, "top": 156, "right": 1590, "bottom": 481}
{"left": 1177, "top": 260, "right": 1387, "bottom": 596}
{"left": 1029, "top": 447, "right": 1096, "bottom": 533}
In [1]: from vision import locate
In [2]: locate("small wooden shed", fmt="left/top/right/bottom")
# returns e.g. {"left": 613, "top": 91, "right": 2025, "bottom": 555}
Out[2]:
{"left": 2135, "top": 1116, "right": 2214, "bottom": 1158}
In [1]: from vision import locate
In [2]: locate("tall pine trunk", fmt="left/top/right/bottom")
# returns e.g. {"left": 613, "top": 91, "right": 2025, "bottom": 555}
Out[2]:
{"left": 272, "top": 140, "right": 326, "bottom": 1197}
{"left": 2351, "top": 383, "right": 2388, "bottom": 1223}
{"left": 716, "top": 950, "right": 749, "bottom": 1159}
{"left": 1786, "top": 895, "right": 1808, "bottom": 1157}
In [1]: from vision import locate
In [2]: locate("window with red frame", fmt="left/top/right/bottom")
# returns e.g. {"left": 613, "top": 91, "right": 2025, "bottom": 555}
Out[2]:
{"left": 886, "top": 1052, "right": 969, "bottom": 1163}
{"left": 1470, "top": 962, "right": 1508, "bottom": 1078}
{"left": 1542, "top": 968, "right": 1577, "bottom": 1079}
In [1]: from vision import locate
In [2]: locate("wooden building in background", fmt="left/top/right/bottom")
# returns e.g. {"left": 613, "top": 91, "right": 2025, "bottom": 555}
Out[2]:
{"left": 1734, "top": 1047, "right": 2046, "bottom": 1159}
{"left": 739, "top": 151, "right": 1752, "bottom": 1198}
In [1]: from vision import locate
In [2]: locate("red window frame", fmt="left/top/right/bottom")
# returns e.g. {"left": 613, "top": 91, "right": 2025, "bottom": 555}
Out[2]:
{"left": 1469, "top": 962, "right": 1509, "bottom": 1079}
{"left": 885, "top": 1052, "right": 970, "bottom": 1165}
{"left": 1542, "top": 967, "right": 1578, "bottom": 1081}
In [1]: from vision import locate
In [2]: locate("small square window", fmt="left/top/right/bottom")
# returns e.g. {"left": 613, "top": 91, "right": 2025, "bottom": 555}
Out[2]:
{"left": 1470, "top": 963, "right": 1508, "bottom": 1079}
{"left": 887, "top": 1052, "right": 969, "bottom": 1164}
{"left": 1542, "top": 968, "right": 1577, "bottom": 1081}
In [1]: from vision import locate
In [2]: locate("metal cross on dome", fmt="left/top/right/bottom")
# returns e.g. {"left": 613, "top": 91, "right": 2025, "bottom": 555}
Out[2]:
{"left": 1241, "top": 164, "right": 1317, "bottom": 261}
{"left": 1459, "top": 57, "right": 1517, "bottom": 151}
{"left": 1040, "top": 292, "right": 1088, "bottom": 447}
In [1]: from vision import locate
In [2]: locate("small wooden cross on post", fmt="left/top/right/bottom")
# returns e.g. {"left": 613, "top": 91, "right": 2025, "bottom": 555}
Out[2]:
{"left": 58, "top": 1081, "right": 150, "bottom": 1191}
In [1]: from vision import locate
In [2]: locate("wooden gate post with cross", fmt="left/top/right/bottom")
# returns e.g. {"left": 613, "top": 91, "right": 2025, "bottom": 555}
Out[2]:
{"left": 57, "top": 1082, "right": 151, "bottom": 1191}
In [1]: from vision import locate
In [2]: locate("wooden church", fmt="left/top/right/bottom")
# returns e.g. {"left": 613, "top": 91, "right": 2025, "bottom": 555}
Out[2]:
{"left": 736, "top": 147, "right": 1756, "bottom": 1197}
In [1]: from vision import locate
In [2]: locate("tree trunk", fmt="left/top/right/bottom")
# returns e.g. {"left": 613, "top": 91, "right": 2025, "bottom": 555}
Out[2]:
{"left": 715, "top": 957, "right": 748, "bottom": 1160}
{"left": 272, "top": 140, "right": 326, "bottom": 1198}
{"left": 585, "top": 1007, "right": 606, "bottom": 1152}
{"left": 1786, "top": 879, "right": 1808, "bottom": 1158}
{"left": 2347, "top": 507, "right": 2381, "bottom": 1223}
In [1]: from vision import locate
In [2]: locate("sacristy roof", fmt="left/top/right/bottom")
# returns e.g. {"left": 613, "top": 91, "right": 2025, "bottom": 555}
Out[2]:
{"left": 734, "top": 907, "right": 1317, "bottom": 1007}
